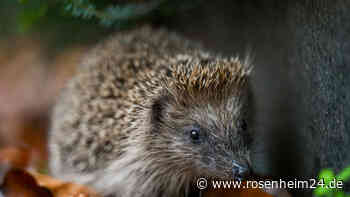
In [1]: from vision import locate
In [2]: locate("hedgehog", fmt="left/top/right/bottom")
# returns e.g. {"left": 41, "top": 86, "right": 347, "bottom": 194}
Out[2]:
{"left": 49, "top": 26, "right": 254, "bottom": 197}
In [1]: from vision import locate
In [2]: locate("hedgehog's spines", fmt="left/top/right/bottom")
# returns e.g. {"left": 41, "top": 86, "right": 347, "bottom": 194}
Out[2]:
{"left": 49, "top": 26, "right": 253, "bottom": 197}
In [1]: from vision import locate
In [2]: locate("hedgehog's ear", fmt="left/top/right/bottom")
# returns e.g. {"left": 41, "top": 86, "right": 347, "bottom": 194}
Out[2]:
{"left": 149, "top": 95, "right": 170, "bottom": 129}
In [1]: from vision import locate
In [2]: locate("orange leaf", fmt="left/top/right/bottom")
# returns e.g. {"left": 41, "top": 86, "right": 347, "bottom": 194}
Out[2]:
{"left": 0, "top": 147, "right": 31, "bottom": 169}
{"left": 203, "top": 180, "right": 292, "bottom": 197}
{"left": 32, "top": 172, "right": 102, "bottom": 197}
{"left": 1, "top": 168, "right": 52, "bottom": 197}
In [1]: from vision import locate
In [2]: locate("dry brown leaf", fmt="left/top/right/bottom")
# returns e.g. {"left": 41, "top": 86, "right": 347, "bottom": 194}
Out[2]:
{"left": 1, "top": 168, "right": 52, "bottom": 197}
{"left": 32, "top": 173, "right": 102, "bottom": 197}
{"left": 203, "top": 180, "right": 292, "bottom": 197}
{"left": 0, "top": 147, "right": 31, "bottom": 170}
{"left": 203, "top": 184, "right": 273, "bottom": 197}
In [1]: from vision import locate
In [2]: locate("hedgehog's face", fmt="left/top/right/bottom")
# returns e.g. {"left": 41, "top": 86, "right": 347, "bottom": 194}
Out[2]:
{"left": 147, "top": 91, "right": 253, "bottom": 182}
{"left": 186, "top": 97, "right": 253, "bottom": 181}
{"left": 144, "top": 57, "right": 253, "bottom": 183}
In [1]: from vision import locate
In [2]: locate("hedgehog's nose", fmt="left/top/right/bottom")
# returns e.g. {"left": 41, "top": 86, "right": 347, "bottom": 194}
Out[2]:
{"left": 232, "top": 161, "right": 250, "bottom": 181}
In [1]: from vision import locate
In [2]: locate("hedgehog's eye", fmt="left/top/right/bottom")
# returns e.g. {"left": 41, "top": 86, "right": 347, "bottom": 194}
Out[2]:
{"left": 191, "top": 129, "right": 200, "bottom": 141}
{"left": 187, "top": 126, "right": 201, "bottom": 143}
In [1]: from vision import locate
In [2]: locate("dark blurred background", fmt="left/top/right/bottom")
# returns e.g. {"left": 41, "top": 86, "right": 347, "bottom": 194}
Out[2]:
{"left": 0, "top": 2, "right": 349, "bottom": 195}
{"left": 0, "top": 0, "right": 109, "bottom": 170}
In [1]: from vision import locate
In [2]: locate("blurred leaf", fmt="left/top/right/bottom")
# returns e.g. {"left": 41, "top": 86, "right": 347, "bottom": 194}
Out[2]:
{"left": 337, "top": 166, "right": 350, "bottom": 182}
{"left": 203, "top": 180, "right": 278, "bottom": 197}
{"left": 1, "top": 168, "right": 53, "bottom": 197}
{"left": 0, "top": 147, "right": 31, "bottom": 170}
{"left": 314, "top": 169, "right": 335, "bottom": 196}
{"left": 63, "top": 0, "right": 166, "bottom": 27}
{"left": 1, "top": 169, "right": 101, "bottom": 197}
{"left": 334, "top": 192, "right": 345, "bottom": 197}
{"left": 32, "top": 172, "right": 102, "bottom": 197}
{"left": 314, "top": 167, "right": 350, "bottom": 197}
{"left": 17, "top": 1, "right": 49, "bottom": 33}
{"left": 18, "top": 0, "right": 28, "bottom": 3}
{"left": 319, "top": 169, "right": 336, "bottom": 184}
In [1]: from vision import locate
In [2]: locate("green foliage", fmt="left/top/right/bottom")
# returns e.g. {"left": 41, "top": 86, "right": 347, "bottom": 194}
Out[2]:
{"left": 314, "top": 166, "right": 350, "bottom": 197}
{"left": 63, "top": 0, "right": 167, "bottom": 26}
{"left": 17, "top": 0, "right": 49, "bottom": 33}
{"left": 13, "top": 0, "right": 201, "bottom": 30}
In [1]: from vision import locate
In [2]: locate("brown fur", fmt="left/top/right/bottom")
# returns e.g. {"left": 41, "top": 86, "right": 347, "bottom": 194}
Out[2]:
{"left": 49, "top": 26, "right": 253, "bottom": 197}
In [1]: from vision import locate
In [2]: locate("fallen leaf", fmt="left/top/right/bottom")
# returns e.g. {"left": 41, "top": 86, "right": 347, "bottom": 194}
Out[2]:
{"left": 1, "top": 168, "right": 52, "bottom": 197}
{"left": 203, "top": 182, "right": 273, "bottom": 197}
{"left": 203, "top": 180, "right": 292, "bottom": 197}
{"left": 0, "top": 147, "right": 31, "bottom": 170}
{"left": 32, "top": 172, "right": 102, "bottom": 197}
{"left": 0, "top": 169, "right": 101, "bottom": 197}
